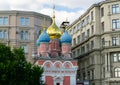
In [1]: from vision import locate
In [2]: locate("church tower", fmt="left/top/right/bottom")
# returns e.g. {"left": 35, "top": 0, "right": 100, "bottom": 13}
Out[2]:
{"left": 35, "top": 6, "right": 78, "bottom": 85}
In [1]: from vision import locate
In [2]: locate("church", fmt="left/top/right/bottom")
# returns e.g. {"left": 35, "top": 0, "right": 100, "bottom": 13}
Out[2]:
{"left": 35, "top": 8, "right": 78, "bottom": 85}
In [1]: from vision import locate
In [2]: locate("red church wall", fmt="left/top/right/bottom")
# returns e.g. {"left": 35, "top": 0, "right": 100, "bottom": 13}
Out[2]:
{"left": 38, "top": 60, "right": 45, "bottom": 65}
{"left": 46, "top": 76, "right": 53, "bottom": 85}
{"left": 63, "top": 76, "right": 70, "bottom": 85}
{"left": 72, "top": 61, "right": 77, "bottom": 66}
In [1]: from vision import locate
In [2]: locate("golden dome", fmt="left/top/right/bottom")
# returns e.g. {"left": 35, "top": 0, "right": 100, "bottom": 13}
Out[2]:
{"left": 47, "top": 16, "right": 63, "bottom": 39}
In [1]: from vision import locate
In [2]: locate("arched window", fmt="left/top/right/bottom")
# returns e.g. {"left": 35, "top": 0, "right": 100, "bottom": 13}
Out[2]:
{"left": 115, "top": 68, "right": 120, "bottom": 77}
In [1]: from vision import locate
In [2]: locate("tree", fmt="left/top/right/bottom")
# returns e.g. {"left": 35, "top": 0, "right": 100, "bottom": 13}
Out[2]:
{"left": 0, "top": 43, "right": 45, "bottom": 85}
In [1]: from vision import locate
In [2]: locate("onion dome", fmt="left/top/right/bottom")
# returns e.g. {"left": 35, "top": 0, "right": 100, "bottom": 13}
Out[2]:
{"left": 46, "top": 15, "right": 62, "bottom": 39}
{"left": 37, "top": 29, "right": 50, "bottom": 46}
{"left": 60, "top": 30, "right": 72, "bottom": 44}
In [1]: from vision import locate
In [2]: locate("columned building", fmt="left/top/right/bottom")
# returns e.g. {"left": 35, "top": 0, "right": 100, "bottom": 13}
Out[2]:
{"left": 0, "top": 11, "right": 51, "bottom": 63}
{"left": 68, "top": 0, "right": 120, "bottom": 85}
{"left": 35, "top": 9, "right": 77, "bottom": 85}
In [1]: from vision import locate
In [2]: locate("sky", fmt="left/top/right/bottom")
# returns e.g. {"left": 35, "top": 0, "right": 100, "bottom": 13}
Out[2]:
{"left": 0, "top": 0, "right": 105, "bottom": 26}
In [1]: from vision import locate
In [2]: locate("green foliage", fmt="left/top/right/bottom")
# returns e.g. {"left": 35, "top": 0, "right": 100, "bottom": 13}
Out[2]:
{"left": 0, "top": 43, "right": 45, "bottom": 85}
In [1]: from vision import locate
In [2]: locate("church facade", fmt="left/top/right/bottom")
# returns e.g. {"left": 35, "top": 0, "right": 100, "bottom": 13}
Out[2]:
{"left": 35, "top": 11, "right": 77, "bottom": 85}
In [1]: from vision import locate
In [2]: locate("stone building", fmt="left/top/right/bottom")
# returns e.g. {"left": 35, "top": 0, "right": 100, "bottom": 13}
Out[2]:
{"left": 68, "top": 0, "right": 120, "bottom": 85}
{"left": 0, "top": 10, "right": 51, "bottom": 63}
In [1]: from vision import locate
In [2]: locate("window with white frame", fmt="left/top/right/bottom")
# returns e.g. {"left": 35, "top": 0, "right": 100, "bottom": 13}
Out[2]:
{"left": 77, "top": 22, "right": 81, "bottom": 29}
{"left": 21, "top": 45, "right": 28, "bottom": 53}
{"left": 0, "top": 30, "right": 8, "bottom": 39}
{"left": 3, "top": 31, "right": 8, "bottom": 39}
{"left": 112, "top": 19, "right": 120, "bottom": 29}
{"left": 86, "top": 15, "right": 90, "bottom": 24}
{"left": 112, "top": 4, "right": 119, "bottom": 14}
{"left": 20, "top": 30, "right": 29, "bottom": 40}
{"left": 0, "top": 17, "right": 8, "bottom": 25}
{"left": 112, "top": 53, "right": 120, "bottom": 62}
{"left": 112, "top": 37, "right": 119, "bottom": 46}
{"left": 115, "top": 68, "right": 120, "bottom": 77}
{"left": 20, "top": 17, "right": 29, "bottom": 26}
{"left": 73, "top": 26, "right": 77, "bottom": 33}
{"left": 91, "top": 11, "right": 94, "bottom": 21}
{"left": 81, "top": 20, "right": 84, "bottom": 28}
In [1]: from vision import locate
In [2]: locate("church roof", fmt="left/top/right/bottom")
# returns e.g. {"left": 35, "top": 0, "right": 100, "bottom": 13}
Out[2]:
{"left": 60, "top": 30, "right": 72, "bottom": 44}
{"left": 37, "top": 29, "right": 50, "bottom": 46}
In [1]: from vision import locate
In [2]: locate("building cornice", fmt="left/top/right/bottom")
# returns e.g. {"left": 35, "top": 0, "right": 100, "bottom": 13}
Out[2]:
{"left": 0, "top": 10, "right": 51, "bottom": 19}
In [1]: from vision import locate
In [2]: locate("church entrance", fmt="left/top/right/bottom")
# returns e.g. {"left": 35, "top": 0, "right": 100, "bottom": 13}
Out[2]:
{"left": 56, "top": 83, "right": 60, "bottom": 85}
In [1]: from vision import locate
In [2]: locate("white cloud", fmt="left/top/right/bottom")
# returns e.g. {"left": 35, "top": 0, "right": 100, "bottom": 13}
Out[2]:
{"left": 0, "top": 0, "right": 105, "bottom": 26}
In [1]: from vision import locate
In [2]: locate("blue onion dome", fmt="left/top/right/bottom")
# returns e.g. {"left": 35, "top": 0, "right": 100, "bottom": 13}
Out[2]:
{"left": 37, "top": 29, "right": 50, "bottom": 44}
{"left": 60, "top": 30, "right": 72, "bottom": 44}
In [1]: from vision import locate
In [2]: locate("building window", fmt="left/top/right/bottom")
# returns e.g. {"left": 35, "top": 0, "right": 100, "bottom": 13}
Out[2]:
{"left": 73, "top": 26, "right": 77, "bottom": 33}
{"left": 77, "top": 35, "right": 80, "bottom": 43}
{"left": 81, "top": 46, "right": 85, "bottom": 54}
{"left": 77, "top": 22, "right": 81, "bottom": 29}
{"left": 20, "top": 17, "right": 29, "bottom": 26}
{"left": 112, "top": 53, "right": 120, "bottom": 62}
{"left": 3, "top": 31, "right": 8, "bottom": 39}
{"left": 113, "top": 53, "right": 117, "bottom": 62}
{"left": 25, "top": 31, "right": 29, "bottom": 40}
{"left": 20, "top": 30, "right": 29, "bottom": 40}
{"left": 86, "top": 43, "right": 89, "bottom": 52}
{"left": 82, "top": 32, "right": 85, "bottom": 40}
{"left": 112, "top": 4, "right": 119, "bottom": 14}
{"left": 81, "top": 20, "right": 85, "bottom": 28}
{"left": 0, "top": 17, "right": 8, "bottom": 25}
{"left": 73, "top": 51, "right": 76, "bottom": 57}
{"left": 102, "top": 38, "right": 105, "bottom": 46}
{"left": 21, "top": 45, "right": 28, "bottom": 53}
{"left": 77, "top": 48, "right": 80, "bottom": 56}
{"left": 115, "top": 68, "right": 120, "bottom": 77}
{"left": 91, "top": 40, "right": 94, "bottom": 49}
{"left": 87, "top": 71, "right": 90, "bottom": 80}
{"left": 101, "top": 7, "right": 104, "bottom": 17}
{"left": 83, "top": 72, "right": 86, "bottom": 80}
{"left": 0, "top": 31, "right": 3, "bottom": 39}
{"left": 87, "top": 29, "right": 90, "bottom": 37}
{"left": 103, "top": 67, "right": 105, "bottom": 78}
{"left": 112, "top": 19, "right": 120, "bottom": 29}
{"left": 91, "top": 11, "right": 94, "bottom": 21}
{"left": 73, "top": 38, "right": 76, "bottom": 45}
{"left": 90, "top": 69, "right": 94, "bottom": 80}
{"left": 91, "top": 25, "right": 94, "bottom": 34}
{"left": 86, "top": 15, "right": 90, "bottom": 24}
{"left": 101, "top": 22, "right": 104, "bottom": 32}
{"left": 112, "top": 37, "right": 119, "bottom": 46}
{"left": 0, "top": 30, "right": 8, "bottom": 39}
